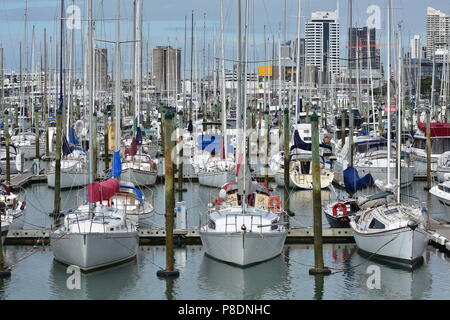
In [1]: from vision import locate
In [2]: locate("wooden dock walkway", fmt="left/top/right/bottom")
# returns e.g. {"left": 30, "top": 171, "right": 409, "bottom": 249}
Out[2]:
{"left": 5, "top": 172, "right": 47, "bottom": 190}
{"left": 5, "top": 223, "right": 450, "bottom": 254}
{"left": 5, "top": 227, "right": 354, "bottom": 245}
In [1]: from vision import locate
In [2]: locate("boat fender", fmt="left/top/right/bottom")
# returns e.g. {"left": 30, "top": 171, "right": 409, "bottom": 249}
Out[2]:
{"left": 269, "top": 196, "right": 281, "bottom": 210}
{"left": 20, "top": 201, "right": 26, "bottom": 211}
{"left": 332, "top": 203, "right": 347, "bottom": 216}
{"left": 214, "top": 197, "right": 223, "bottom": 206}
{"left": 409, "top": 151, "right": 418, "bottom": 162}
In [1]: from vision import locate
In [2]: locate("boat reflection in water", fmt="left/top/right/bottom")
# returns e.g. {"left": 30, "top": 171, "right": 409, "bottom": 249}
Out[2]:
{"left": 197, "top": 249, "right": 289, "bottom": 299}
{"left": 349, "top": 247, "right": 433, "bottom": 299}
{"left": 48, "top": 257, "right": 139, "bottom": 299}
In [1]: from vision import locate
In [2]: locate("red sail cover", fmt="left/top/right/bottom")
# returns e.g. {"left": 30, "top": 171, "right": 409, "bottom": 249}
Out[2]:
{"left": 417, "top": 122, "right": 450, "bottom": 137}
{"left": 125, "top": 138, "right": 138, "bottom": 156}
{"left": 88, "top": 178, "right": 120, "bottom": 203}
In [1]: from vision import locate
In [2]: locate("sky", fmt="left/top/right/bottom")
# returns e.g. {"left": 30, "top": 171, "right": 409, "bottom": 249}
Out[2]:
{"left": 0, "top": 0, "right": 449, "bottom": 78}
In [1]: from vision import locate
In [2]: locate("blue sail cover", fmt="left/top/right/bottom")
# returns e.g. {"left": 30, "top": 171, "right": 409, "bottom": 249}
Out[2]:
{"left": 343, "top": 166, "right": 374, "bottom": 194}
{"left": 135, "top": 127, "right": 143, "bottom": 144}
{"left": 110, "top": 151, "right": 122, "bottom": 178}
{"left": 290, "top": 130, "right": 333, "bottom": 152}
{"left": 62, "top": 135, "right": 73, "bottom": 156}
{"left": 120, "top": 185, "right": 143, "bottom": 202}
{"left": 69, "top": 127, "right": 80, "bottom": 145}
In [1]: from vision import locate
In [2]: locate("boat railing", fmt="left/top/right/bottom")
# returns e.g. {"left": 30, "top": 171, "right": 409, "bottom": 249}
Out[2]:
{"left": 224, "top": 214, "right": 263, "bottom": 234}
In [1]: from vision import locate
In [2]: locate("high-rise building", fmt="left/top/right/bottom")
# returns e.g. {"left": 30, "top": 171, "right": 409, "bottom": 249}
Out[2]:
{"left": 349, "top": 27, "right": 380, "bottom": 70}
{"left": 410, "top": 35, "right": 422, "bottom": 59}
{"left": 305, "top": 10, "right": 340, "bottom": 81}
{"left": 94, "top": 48, "right": 108, "bottom": 91}
{"left": 152, "top": 46, "right": 181, "bottom": 95}
{"left": 426, "top": 7, "right": 450, "bottom": 60}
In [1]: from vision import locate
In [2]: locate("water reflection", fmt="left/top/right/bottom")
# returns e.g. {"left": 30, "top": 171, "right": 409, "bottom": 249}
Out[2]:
{"left": 48, "top": 258, "right": 140, "bottom": 299}
{"left": 198, "top": 252, "right": 288, "bottom": 300}
{"left": 348, "top": 248, "right": 433, "bottom": 299}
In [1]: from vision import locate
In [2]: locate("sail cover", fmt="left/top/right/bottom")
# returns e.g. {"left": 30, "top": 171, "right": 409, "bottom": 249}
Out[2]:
{"left": 88, "top": 178, "right": 120, "bottom": 203}
{"left": 62, "top": 135, "right": 73, "bottom": 156}
{"left": 69, "top": 127, "right": 80, "bottom": 145}
{"left": 290, "top": 130, "right": 333, "bottom": 152}
{"left": 135, "top": 127, "right": 143, "bottom": 145}
{"left": 343, "top": 166, "right": 374, "bottom": 194}
{"left": 111, "top": 151, "right": 122, "bottom": 178}
{"left": 125, "top": 138, "right": 138, "bottom": 156}
{"left": 417, "top": 122, "right": 450, "bottom": 137}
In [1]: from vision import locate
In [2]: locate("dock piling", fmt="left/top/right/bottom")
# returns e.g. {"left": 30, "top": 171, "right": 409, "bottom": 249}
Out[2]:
{"left": 157, "top": 110, "right": 180, "bottom": 278}
{"left": 309, "top": 112, "right": 331, "bottom": 276}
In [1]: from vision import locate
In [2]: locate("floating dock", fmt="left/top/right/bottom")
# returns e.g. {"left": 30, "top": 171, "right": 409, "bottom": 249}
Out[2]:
{"left": 5, "top": 225, "right": 450, "bottom": 254}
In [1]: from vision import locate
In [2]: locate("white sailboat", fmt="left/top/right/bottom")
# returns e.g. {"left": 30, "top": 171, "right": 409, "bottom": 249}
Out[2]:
{"left": 199, "top": 0, "right": 287, "bottom": 267}
{"left": 50, "top": 0, "right": 139, "bottom": 272}
{"left": 120, "top": 0, "right": 157, "bottom": 187}
{"left": 195, "top": 4, "right": 235, "bottom": 188}
{"left": 350, "top": 5, "right": 429, "bottom": 266}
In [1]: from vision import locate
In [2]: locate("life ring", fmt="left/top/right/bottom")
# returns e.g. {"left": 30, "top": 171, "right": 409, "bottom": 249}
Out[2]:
{"left": 332, "top": 203, "right": 347, "bottom": 216}
{"left": 409, "top": 151, "right": 418, "bottom": 162}
{"left": 269, "top": 196, "right": 281, "bottom": 210}
{"left": 214, "top": 197, "right": 223, "bottom": 206}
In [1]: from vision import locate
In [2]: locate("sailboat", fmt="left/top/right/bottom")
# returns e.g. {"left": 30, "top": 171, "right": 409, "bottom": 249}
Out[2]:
{"left": 349, "top": 2, "right": 429, "bottom": 266}
{"left": 47, "top": 134, "right": 89, "bottom": 189}
{"left": 120, "top": 1, "right": 157, "bottom": 187}
{"left": 199, "top": 0, "right": 287, "bottom": 267}
{"left": 50, "top": 0, "right": 139, "bottom": 271}
{"left": 194, "top": 3, "right": 235, "bottom": 188}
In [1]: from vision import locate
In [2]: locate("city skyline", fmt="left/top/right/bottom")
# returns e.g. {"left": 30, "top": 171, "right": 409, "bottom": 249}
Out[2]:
{"left": 0, "top": 0, "right": 449, "bottom": 78}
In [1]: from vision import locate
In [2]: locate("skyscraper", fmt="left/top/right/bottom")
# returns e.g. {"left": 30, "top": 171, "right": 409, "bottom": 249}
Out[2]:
{"left": 305, "top": 10, "right": 340, "bottom": 82}
{"left": 426, "top": 7, "right": 450, "bottom": 60}
{"left": 349, "top": 27, "right": 380, "bottom": 70}
{"left": 410, "top": 35, "right": 422, "bottom": 59}
{"left": 152, "top": 46, "right": 181, "bottom": 95}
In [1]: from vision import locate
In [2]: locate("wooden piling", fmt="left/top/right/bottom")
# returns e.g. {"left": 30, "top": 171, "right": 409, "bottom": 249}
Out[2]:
{"left": 92, "top": 112, "right": 98, "bottom": 180}
{"left": 52, "top": 109, "right": 63, "bottom": 216}
{"left": 425, "top": 108, "right": 432, "bottom": 191}
{"left": 309, "top": 112, "right": 331, "bottom": 276}
{"left": 157, "top": 110, "right": 179, "bottom": 278}
{"left": 283, "top": 107, "right": 291, "bottom": 215}
{"left": 3, "top": 111, "right": 11, "bottom": 185}
{"left": 264, "top": 109, "right": 270, "bottom": 187}
{"left": 35, "top": 110, "right": 40, "bottom": 159}
{"left": 103, "top": 109, "right": 109, "bottom": 171}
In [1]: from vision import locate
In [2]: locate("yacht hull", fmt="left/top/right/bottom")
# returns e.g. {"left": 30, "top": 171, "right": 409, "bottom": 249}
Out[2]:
{"left": 47, "top": 171, "right": 89, "bottom": 189}
{"left": 198, "top": 171, "right": 235, "bottom": 188}
{"left": 50, "top": 231, "right": 139, "bottom": 271}
{"left": 121, "top": 168, "right": 157, "bottom": 186}
{"left": 199, "top": 231, "right": 287, "bottom": 266}
{"left": 351, "top": 226, "right": 429, "bottom": 264}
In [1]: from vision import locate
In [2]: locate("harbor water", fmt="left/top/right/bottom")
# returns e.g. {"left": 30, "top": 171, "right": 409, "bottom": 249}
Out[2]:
{"left": 0, "top": 179, "right": 449, "bottom": 300}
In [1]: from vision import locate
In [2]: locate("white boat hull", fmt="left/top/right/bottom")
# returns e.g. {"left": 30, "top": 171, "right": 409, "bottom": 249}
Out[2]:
{"left": 199, "top": 231, "right": 287, "bottom": 266}
{"left": 351, "top": 227, "right": 429, "bottom": 264}
{"left": 436, "top": 167, "right": 450, "bottom": 182}
{"left": 17, "top": 144, "right": 45, "bottom": 160}
{"left": 121, "top": 168, "right": 157, "bottom": 186}
{"left": 355, "top": 165, "right": 415, "bottom": 187}
{"left": 198, "top": 171, "right": 235, "bottom": 188}
{"left": 50, "top": 231, "right": 139, "bottom": 271}
{"left": 47, "top": 171, "right": 89, "bottom": 189}
{"left": 429, "top": 186, "right": 450, "bottom": 222}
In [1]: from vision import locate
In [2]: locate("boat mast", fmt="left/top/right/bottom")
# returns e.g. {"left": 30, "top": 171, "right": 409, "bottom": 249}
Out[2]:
{"left": 295, "top": 0, "right": 301, "bottom": 123}
{"left": 387, "top": 0, "right": 392, "bottom": 186}
{"left": 220, "top": 0, "right": 227, "bottom": 160}
{"left": 134, "top": 0, "right": 142, "bottom": 129}
{"left": 396, "top": 23, "right": 402, "bottom": 202}
{"left": 114, "top": 0, "right": 121, "bottom": 153}
{"left": 87, "top": 0, "right": 94, "bottom": 186}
